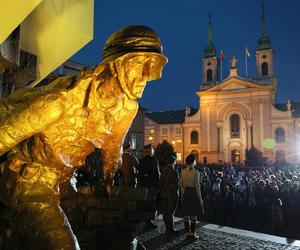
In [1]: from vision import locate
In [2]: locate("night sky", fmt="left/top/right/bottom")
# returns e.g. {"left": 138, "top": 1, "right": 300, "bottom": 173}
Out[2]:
{"left": 71, "top": 0, "right": 300, "bottom": 112}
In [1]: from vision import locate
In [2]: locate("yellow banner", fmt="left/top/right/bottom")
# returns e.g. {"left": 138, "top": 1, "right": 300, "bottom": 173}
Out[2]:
{"left": 1, "top": 0, "right": 94, "bottom": 86}
{"left": 0, "top": 0, "right": 42, "bottom": 43}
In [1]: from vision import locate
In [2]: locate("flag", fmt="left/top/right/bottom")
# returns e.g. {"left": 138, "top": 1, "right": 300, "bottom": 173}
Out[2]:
{"left": 221, "top": 50, "right": 225, "bottom": 61}
{"left": 245, "top": 47, "right": 251, "bottom": 57}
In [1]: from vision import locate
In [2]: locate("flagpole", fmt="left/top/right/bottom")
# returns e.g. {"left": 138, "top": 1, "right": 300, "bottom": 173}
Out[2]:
{"left": 245, "top": 47, "right": 248, "bottom": 77}
{"left": 220, "top": 50, "right": 223, "bottom": 81}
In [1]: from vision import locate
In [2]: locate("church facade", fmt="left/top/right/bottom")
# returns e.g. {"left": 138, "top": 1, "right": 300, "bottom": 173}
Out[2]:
{"left": 145, "top": 9, "right": 300, "bottom": 164}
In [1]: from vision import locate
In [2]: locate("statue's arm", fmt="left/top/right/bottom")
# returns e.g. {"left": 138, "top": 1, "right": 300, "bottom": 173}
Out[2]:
{"left": 101, "top": 107, "right": 138, "bottom": 178}
{"left": 0, "top": 92, "right": 65, "bottom": 155}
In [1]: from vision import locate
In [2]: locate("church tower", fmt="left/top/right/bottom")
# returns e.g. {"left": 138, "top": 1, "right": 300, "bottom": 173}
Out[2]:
{"left": 255, "top": 3, "right": 274, "bottom": 79}
{"left": 202, "top": 14, "right": 219, "bottom": 84}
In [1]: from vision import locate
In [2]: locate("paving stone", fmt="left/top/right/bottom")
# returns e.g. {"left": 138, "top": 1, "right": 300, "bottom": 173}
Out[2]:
{"left": 137, "top": 219, "right": 300, "bottom": 250}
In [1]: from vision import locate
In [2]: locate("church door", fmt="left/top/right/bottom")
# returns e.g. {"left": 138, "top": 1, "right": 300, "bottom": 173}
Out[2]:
{"left": 231, "top": 149, "right": 240, "bottom": 163}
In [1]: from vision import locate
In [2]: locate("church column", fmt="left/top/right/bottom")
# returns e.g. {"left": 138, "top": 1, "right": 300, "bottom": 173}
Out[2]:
{"left": 246, "top": 121, "right": 252, "bottom": 150}
{"left": 246, "top": 121, "right": 252, "bottom": 149}
{"left": 217, "top": 122, "right": 223, "bottom": 161}
{"left": 207, "top": 106, "right": 210, "bottom": 152}
{"left": 217, "top": 122, "right": 223, "bottom": 152}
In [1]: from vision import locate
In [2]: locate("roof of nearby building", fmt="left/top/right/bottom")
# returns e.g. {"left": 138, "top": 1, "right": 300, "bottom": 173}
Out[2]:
{"left": 274, "top": 102, "right": 300, "bottom": 118}
{"left": 145, "top": 108, "right": 198, "bottom": 124}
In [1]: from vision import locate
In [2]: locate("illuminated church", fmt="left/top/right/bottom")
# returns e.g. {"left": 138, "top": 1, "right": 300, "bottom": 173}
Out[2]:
{"left": 144, "top": 8, "right": 300, "bottom": 164}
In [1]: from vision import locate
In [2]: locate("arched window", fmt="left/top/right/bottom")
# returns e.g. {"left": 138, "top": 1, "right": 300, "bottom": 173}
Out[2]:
{"left": 206, "top": 69, "right": 213, "bottom": 81}
{"left": 230, "top": 114, "right": 240, "bottom": 138}
{"left": 190, "top": 130, "right": 199, "bottom": 144}
{"left": 261, "top": 62, "right": 268, "bottom": 76}
{"left": 275, "top": 149, "right": 285, "bottom": 162}
{"left": 275, "top": 128, "right": 285, "bottom": 143}
{"left": 191, "top": 150, "right": 199, "bottom": 163}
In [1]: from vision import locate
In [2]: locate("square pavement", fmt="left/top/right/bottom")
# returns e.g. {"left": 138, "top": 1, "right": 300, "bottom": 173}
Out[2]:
{"left": 138, "top": 217, "right": 300, "bottom": 250}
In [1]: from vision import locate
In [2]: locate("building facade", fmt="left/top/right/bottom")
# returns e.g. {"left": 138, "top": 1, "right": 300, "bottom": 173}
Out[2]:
{"left": 145, "top": 9, "right": 300, "bottom": 164}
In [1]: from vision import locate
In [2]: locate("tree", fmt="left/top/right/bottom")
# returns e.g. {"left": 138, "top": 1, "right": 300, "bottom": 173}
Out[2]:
{"left": 245, "top": 147, "right": 264, "bottom": 168}
{"left": 154, "top": 140, "right": 176, "bottom": 166}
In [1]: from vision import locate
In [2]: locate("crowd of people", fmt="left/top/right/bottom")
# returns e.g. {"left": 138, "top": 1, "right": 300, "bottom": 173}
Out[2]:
{"left": 197, "top": 162, "right": 300, "bottom": 239}
{"left": 76, "top": 142, "right": 300, "bottom": 240}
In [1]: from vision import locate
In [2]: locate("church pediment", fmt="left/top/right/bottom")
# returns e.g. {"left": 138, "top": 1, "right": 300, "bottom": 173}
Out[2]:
{"left": 222, "top": 83, "right": 248, "bottom": 90}
{"left": 203, "top": 77, "right": 267, "bottom": 92}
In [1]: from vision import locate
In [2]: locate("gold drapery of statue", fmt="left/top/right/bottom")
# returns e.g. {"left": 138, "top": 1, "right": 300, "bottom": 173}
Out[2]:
{"left": 0, "top": 25, "right": 167, "bottom": 249}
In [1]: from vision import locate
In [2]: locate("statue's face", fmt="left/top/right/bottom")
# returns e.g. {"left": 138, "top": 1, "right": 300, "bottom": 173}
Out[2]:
{"left": 115, "top": 53, "right": 167, "bottom": 99}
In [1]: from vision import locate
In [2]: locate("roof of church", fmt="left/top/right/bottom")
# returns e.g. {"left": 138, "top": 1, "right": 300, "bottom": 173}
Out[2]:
{"left": 274, "top": 102, "right": 300, "bottom": 118}
{"left": 146, "top": 108, "right": 198, "bottom": 124}
{"left": 201, "top": 76, "right": 273, "bottom": 91}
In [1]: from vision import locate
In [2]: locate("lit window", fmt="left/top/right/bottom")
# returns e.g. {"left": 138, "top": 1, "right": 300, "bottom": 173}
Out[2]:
{"left": 230, "top": 114, "right": 240, "bottom": 138}
{"left": 162, "top": 128, "right": 168, "bottom": 135}
{"left": 175, "top": 128, "right": 182, "bottom": 134}
{"left": 191, "top": 131, "right": 198, "bottom": 144}
{"left": 176, "top": 139, "right": 182, "bottom": 148}
{"left": 149, "top": 128, "right": 154, "bottom": 135}
{"left": 176, "top": 153, "right": 182, "bottom": 161}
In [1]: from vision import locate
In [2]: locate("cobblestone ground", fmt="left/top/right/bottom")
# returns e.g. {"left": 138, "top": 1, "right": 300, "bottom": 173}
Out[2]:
{"left": 138, "top": 219, "right": 300, "bottom": 250}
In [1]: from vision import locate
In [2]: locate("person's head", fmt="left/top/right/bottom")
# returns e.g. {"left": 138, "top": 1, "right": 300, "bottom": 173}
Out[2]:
{"left": 225, "top": 185, "right": 230, "bottom": 192}
{"left": 258, "top": 179, "right": 265, "bottom": 188}
{"left": 143, "top": 144, "right": 154, "bottom": 156}
{"left": 185, "top": 154, "right": 196, "bottom": 167}
{"left": 123, "top": 141, "right": 132, "bottom": 153}
{"left": 165, "top": 153, "right": 177, "bottom": 168}
{"left": 101, "top": 25, "right": 167, "bottom": 99}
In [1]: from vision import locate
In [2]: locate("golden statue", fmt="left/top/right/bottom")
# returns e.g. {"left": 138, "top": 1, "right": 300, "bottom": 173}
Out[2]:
{"left": 0, "top": 25, "right": 167, "bottom": 250}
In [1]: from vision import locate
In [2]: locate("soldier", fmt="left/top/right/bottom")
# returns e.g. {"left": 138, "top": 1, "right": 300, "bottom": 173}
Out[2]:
{"left": 120, "top": 141, "right": 139, "bottom": 187}
{"left": 159, "top": 153, "right": 179, "bottom": 234}
{"left": 138, "top": 144, "right": 160, "bottom": 188}
{"left": 0, "top": 26, "right": 167, "bottom": 249}
{"left": 138, "top": 144, "right": 160, "bottom": 229}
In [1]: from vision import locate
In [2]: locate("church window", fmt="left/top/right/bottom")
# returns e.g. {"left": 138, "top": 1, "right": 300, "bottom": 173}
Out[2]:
{"left": 262, "top": 55, "right": 267, "bottom": 59}
{"left": 206, "top": 69, "right": 213, "bottom": 81}
{"left": 230, "top": 114, "right": 240, "bottom": 138}
{"left": 262, "top": 62, "right": 268, "bottom": 76}
{"left": 190, "top": 130, "right": 199, "bottom": 144}
{"left": 275, "top": 128, "right": 285, "bottom": 143}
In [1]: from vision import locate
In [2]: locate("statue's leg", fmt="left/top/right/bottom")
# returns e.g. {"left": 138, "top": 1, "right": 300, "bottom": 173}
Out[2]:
{"left": 15, "top": 202, "right": 80, "bottom": 250}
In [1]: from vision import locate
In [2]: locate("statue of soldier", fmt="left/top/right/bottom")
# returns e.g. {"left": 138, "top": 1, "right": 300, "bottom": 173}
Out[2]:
{"left": 0, "top": 25, "right": 167, "bottom": 250}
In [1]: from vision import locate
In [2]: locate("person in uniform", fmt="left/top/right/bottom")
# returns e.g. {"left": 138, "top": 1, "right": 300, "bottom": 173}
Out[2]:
{"left": 138, "top": 144, "right": 160, "bottom": 188}
{"left": 138, "top": 144, "right": 160, "bottom": 229}
{"left": 180, "top": 154, "right": 203, "bottom": 239}
{"left": 159, "top": 153, "right": 179, "bottom": 234}
{"left": 120, "top": 141, "right": 139, "bottom": 187}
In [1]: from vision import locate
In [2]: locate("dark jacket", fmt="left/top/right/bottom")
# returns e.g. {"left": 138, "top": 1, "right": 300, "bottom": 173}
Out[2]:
{"left": 159, "top": 166, "right": 179, "bottom": 213}
{"left": 121, "top": 152, "right": 139, "bottom": 186}
{"left": 138, "top": 155, "right": 160, "bottom": 188}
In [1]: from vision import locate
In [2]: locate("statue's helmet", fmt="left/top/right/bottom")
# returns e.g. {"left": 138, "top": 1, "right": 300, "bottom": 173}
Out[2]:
{"left": 101, "top": 25, "right": 165, "bottom": 63}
